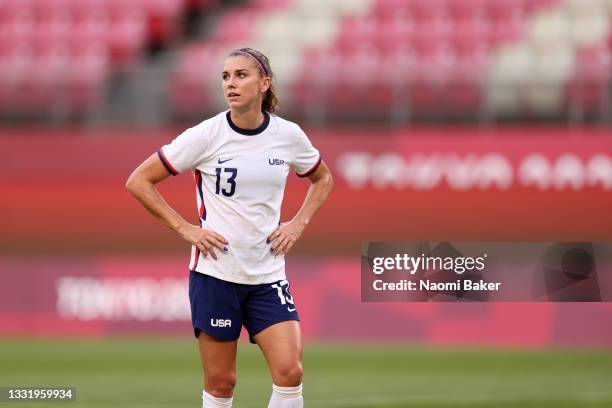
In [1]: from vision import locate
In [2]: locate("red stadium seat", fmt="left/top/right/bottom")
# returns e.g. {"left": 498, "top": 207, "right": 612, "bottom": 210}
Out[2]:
{"left": 145, "top": 0, "right": 184, "bottom": 43}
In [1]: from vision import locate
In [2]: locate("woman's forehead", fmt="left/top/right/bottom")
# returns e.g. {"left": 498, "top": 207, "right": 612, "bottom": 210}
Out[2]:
{"left": 223, "top": 55, "right": 256, "bottom": 72}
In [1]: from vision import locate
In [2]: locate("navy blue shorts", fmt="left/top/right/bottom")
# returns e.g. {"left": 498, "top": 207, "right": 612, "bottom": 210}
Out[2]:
{"left": 188, "top": 271, "right": 300, "bottom": 343}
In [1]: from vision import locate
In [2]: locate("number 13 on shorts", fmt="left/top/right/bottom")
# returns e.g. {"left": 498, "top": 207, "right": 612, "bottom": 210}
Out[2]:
{"left": 271, "top": 280, "right": 295, "bottom": 312}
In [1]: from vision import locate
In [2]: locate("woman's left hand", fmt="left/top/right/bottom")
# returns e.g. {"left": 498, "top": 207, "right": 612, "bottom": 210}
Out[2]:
{"left": 267, "top": 220, "right": 306, "bottom": 256}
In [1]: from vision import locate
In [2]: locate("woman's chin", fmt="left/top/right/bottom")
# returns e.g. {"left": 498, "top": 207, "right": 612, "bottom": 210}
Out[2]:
{"left": 227, "top": 100, "right": 243, "bottom": 109}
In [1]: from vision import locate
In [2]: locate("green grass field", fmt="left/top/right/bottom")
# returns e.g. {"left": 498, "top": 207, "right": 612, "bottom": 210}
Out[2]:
{"left": 1, "top": 338, "right": 611, "bottom": 408}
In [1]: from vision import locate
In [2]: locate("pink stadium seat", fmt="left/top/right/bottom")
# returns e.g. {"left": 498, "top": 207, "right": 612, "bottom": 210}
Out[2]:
{"left": 11, "top": 47, "right": 63, "bottom": 109}
{"left": 211, "top": 8, "right": 256, "bottom": 44}
{"left": 0, "top": 8, "right": 35, "bottom": 43}
{"left": 376, "top": 12, "right": 415, "bottom": 51}
{"left": 372, "top": 0, "right": 411, "bottom": 20}
{"left": 250, "top": 0, "right": 291, "bottom": 10}
{"left": 335, "top": 17, "right": 380, "bottom": 55}
{"left": 31, "top": 0, "right": 72, "bottom": 19}
{"left": 452, "top": 16, "right": 492, "bottom": 52}
{"left": 490, "top": 13, "right": 525, "bottom": 44}
{"left": 566, "top": 47, "right": 611, "bottom": 113}
{"left": 171, "top": 44, "right": 224, "bottom": 115}
{"left": 445, "top": 80, "right": 482, "bottom": 112}
{"left": 409, "top": 25, "right": 451, "bottom": 57}
{"left": 408, "top": 81, "right": 440, "bottom": 113}
{"left": 73, "top": 10, "right": 109, "bottom": 46}
{"left": 342, "top": 46, "right": 382, "bottom": 84}
{"left": 306, "top": 48, "right": 343, "bottom": 85}
{"left": 0, "top": 43, "right": 32, "bottom": 96}
{"left": 71, "top": 0, "right": 109, "bottom": 21}
{"left": 380, "top": 43, "right": 420, "bottom": 95}
{"left": 106, "top": 0, "right": 144, "bottom": 19}
{"left": 1, "top": 0, "right": 34, "bottom": 16}
{"left": 31, "top": 10, "right": 73, "bottom": 49}
{"left": 576, "top": 47, "right": 611, "bottom": 81}
{"left": 523, "top": 0, "right": 558, "bottom": 12}
{"left": 68, "top": 47, "right": 109, "bottom": 112}
{"left": 446, "top": 0, "right": 487, "bottom": 21}
{"left": 452, "top": 41, "right": 490, "bottom": 70}
{"left": 406, "top": 0, "right": 447, "bottom": 20}
{"left": 291, "top": 48, "right": 349, "bottom": 114}
{"left": 106, "top": 13, "right": 147, "bottom": 65}
{"left": 487, "top": 0, "right": 524, "bottom": 21}
{"left": 421, "top": 45, "right": 456, "bottom": 81}
{"left": 566, "top": 46, "right": 612, "bottom": 112}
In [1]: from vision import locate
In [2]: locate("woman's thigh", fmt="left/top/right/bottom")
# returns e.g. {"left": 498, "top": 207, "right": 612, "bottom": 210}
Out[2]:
{"left": 197, "top": 331, "right": 238, "bottom": 386}
{"left": 253, "top": 320, "right": 303, "bottom": 386}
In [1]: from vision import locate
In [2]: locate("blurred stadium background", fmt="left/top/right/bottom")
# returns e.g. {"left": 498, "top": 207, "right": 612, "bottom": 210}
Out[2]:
{"left": 1, "top": 0, "right": 612, "bottom": 406}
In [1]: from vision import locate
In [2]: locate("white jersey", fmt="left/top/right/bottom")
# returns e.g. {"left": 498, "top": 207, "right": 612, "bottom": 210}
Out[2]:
{"left": 158, "top": 110, "right": 320, "bottom": 284}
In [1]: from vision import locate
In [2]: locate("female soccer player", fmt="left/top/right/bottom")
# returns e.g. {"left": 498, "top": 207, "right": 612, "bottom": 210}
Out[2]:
{"left": 125, "top": 47, "right": 333, "bottom": 408}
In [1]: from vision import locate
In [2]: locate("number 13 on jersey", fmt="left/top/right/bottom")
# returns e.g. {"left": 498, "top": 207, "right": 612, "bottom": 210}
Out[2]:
{"left": 215, "top": 167, "right": 237, "bottom": 197}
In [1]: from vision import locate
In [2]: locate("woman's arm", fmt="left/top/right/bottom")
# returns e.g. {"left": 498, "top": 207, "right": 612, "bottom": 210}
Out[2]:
{"left": 125, "top": 154, "right": 227, "bottom": 260}
{"left": 268, "top": 160, "right": 333, "bottom": 256}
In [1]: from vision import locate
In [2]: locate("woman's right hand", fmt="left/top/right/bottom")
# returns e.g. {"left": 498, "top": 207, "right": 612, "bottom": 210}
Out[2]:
{"left": 177, "top": 223, "right": 228, "bottom": 260}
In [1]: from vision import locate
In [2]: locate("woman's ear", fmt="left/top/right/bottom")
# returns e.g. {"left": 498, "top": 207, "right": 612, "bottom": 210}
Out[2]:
{"left": 261, "top": 77, "right": 271, "bottom": 93}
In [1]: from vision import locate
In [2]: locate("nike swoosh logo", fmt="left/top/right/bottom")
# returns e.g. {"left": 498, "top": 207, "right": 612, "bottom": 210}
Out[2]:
{"left": 218, "top": 158, "right": 234, "bottom": 164}
{"left": 288, "top": 307, "right": 296, "bottom": 312}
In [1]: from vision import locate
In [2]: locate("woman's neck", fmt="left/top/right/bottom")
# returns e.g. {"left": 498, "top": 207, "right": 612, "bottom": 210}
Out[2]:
{"left": 230, "top": 108, "right": 265, "bottom": 130}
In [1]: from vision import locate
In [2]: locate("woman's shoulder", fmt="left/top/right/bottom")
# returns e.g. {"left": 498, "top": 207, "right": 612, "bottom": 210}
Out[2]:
{"left": 270, "top": 113, "right": 303, "bottom": 135}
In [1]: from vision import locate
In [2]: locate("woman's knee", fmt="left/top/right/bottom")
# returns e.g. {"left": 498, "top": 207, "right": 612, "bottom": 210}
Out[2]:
{"left": 273, "top": 361, "right": 303, "bottom": 386}
{"left": 205, "top": 372, "right": 237, "bottom": 397}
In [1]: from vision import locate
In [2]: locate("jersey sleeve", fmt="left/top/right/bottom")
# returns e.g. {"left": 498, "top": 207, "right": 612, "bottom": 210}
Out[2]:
{"left": 291, "top": 126, "right": 321, "bottom": 177}
{"left": 157, "top": 125, "right": 208, "bottom": 175}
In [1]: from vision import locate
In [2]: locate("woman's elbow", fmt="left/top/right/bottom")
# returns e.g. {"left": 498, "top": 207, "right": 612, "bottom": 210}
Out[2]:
{"left": 125, "top": 171, "right": 141, "bottom": 195}
{"left": 324, "top": 172, "right": 334, "bottom": 193}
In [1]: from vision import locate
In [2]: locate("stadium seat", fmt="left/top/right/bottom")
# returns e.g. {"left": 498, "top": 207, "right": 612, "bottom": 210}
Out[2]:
{"left": 446, "top": 0, "right": 487, "bottom": 21}
{"left": 210, "top": 8, "right": 256, "bottom": 44}
{"left": 372, "top": 0, "right": 412, "bottom": 20}
{"left": 487, "top": 0, "right": 525, "bottom": 21}
{"left": 566, "top": 46, "right": 612, "bottom": 113}
{"left": 406, "top": 0, "right": 447, "bottom": 21}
